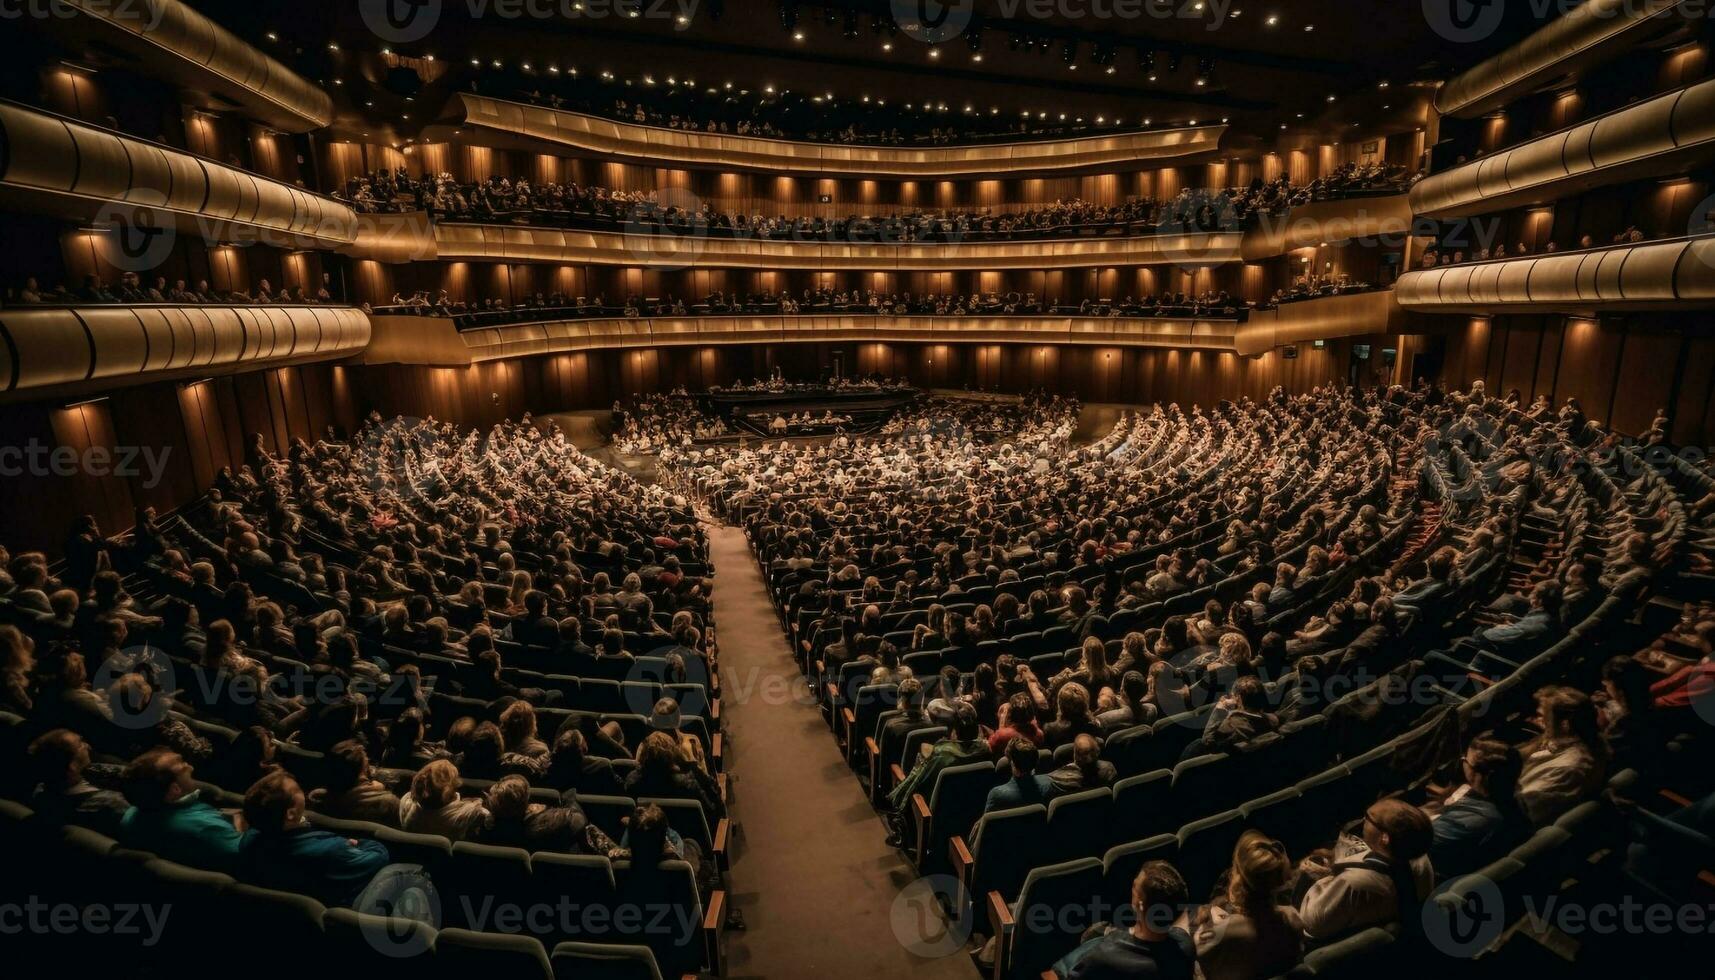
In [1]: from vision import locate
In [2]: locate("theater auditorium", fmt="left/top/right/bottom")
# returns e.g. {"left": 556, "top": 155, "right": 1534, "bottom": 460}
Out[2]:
{"left": 1, "top": 2, "right": 1713, "bottom": 978}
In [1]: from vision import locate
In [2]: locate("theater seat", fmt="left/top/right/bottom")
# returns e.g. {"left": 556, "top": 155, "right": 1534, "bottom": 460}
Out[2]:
{"left": 551, "top": 941, "right": 674, "bottom": 980}
{"left": 434, "top": 927, "right": 554, "bottom": 980}
{"left": 958, "top": 803, "right": 1048, "bottom": 908}
{"left": 323, "top": 907, "right": 438, "bottom": 965}
{"left": 1112, "top": 770, "right": 1176, "bottom": 842}
{"left": 989, "top": 857, "right": 1105, "bottom": 980}
{"left": 442, "top": 842, "right": 533, "bottom": 929}
{"left": 1042, "top": 787, "right": 1114, "bottom": 865}
{"left": 1100, "top": 834, "right": 1177, "bottom": 914}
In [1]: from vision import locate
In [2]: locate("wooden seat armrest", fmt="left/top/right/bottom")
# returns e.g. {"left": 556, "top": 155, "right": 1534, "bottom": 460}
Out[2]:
{"left": 824, "top": 681, "right": 839, "bottom": 705}
{"left": 891, "top": 763, "right": 907, "bottom": 786}
{"left": 840, "top": 707, "right": 857, "bottom": 746}
{"left": 712, "top": 733, "right": 723, "bottom": 765}
{"left": 986, "top": 890, "right": 1014, "bottom": 980}
{"left": 702, "top": 890, "right": 727, "bottom": 977}
{"left": 912, "top": 793, "right": 932, "bottom": 866}
{"left": 1661, "top": 788, "right": 1695, "bottom": 808}
{"left": 1467, "top": 672, "right": 1495, "bottom": 688}
{"left": 866, "top": 737, "right": 882, "bottom": 792}
{"left": 709, "top": 699, "right": 720, "bottom": 722}
{"left": 717, "top": 773, "right": 728, "bottom": 804}
{"left": 950, "top": 835, "right": 975, "bottom": 893}
{"left": 713, "top": 817, "right": 731, "bottom": 871}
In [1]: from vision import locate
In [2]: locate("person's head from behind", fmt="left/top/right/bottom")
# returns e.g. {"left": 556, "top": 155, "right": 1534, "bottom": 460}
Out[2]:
{"left": 1072, "top": 733, "right": 1101, "bottom": 769}
{"left": 485, "top": 775, "right": 532, "bottom": 822}
{"left": 241, "top": 770, "right": 306, "bottom": 834}
{"left": 898, "top": 676, "right": 925, "bottom": 714}
{"left": 1361, "top": 798, "right": 1432, "bottom": 866}
{"left": 1228, "top": 830, "right": 1291, "bottom": 916}
{"left": 121, "top": 748, "right": 195, "bottom": 810}
{"left": 951, "top": 702, "right": 980, "bottom": 741}
{"left": 1056, "top": 682, "right": 1091, "bottom": 723}
{"left": 1006, "top": 737, "right": 1038, "bottom": 777}
{"left": 410, "top": 759, "right": 461, "bottom": 810}
{"left": 325, "top": 739, "right": 372, "bottom": 792}
{"left": 28, "top": 728, "right": 92, "bottom": 790}
{"left": 627, "top": 801, "right": 671, "bottom": 863}
{"left": 1532, "top": 684, "right": 1603, "bottom": 753}
{"left": 1005, "top": 692, "right": 1036, "bottom": 729}
{"left": 1462, "top": 737, "right": 1520, "bottom": 802}
{"left": 1130, "top": 860, "right": 1189, "bottom": 934}
{"left": 636, "top": 730, "right": 680, "bottom": 775}
{"left": 1232, "top": 676, "right": 1267, "bottom": 713}
{"left": 499, "top": 700, "right": 538, "bottom": 749}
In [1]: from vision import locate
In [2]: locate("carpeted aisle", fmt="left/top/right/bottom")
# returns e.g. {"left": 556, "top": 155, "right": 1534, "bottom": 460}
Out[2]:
{"left": 707, "top": 522, "right": 977, "bottom": 980}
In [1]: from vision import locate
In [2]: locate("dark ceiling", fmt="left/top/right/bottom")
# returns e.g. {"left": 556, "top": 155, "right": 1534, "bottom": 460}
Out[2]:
{"left": 187, "top": 0, "right": 1551, "bottom": 154}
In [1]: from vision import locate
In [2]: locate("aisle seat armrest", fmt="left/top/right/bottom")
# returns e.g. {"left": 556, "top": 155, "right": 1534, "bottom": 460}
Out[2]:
{"left": 986, "top": 890, "right": 1014, "bottom": 980}
{"left": 950, "top": 835, "right": 975, "bottom": 893}
{"left": 702, "top": 890, "right": 727, "bottom": 977}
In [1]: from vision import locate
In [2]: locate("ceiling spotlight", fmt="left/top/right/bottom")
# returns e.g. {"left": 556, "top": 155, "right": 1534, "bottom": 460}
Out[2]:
{"left": 928, "top": 47, "right": 940, "bottom": 58}
{"left": 265, "top": 31, "right": 278, "bottom": 41}
{"left": 1266, "top": 14, "right": 1279, "bottom": 26}
{"left": 793, "top": 31, "right": 804, "bottom": 41}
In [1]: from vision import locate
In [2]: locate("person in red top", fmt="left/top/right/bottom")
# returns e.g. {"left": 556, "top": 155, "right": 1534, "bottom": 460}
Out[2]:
{"left": 987, "top": 692, "right": 1045, "bottom": 756}
{"left": 1652, "top": 652, "right": 1715, "bottom": 711}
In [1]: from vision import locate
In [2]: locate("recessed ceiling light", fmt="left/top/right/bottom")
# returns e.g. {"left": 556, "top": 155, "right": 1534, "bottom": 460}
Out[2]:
{"left": 972, "top": 53, "right": 983, "bottom": 62}
{"left": 928, "top": 47, "right": 940, "bottom": 58}
{"left": 327, "top": 43, "right": 339, "bottom": 51}
{"left": 265, "top": 31, "right": 277, "bottom": 41}
{"left": 882, "top": 41, "right": 892, "bottom": 51}
{"left": 792, "top": 31, "right": 804, "bottom": 41}
{"left": 1305, "top": 24, "right": 1315, "bottom": 31}
{"left": 1266, "top": 14, "right": 1279, "bottom": 26}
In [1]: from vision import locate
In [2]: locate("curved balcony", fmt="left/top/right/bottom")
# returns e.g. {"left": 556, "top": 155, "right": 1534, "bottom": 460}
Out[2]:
{"left": 1394, "top": 235, "right": 1715, "bottom": 313}
{"left": 446, "top": 94, "right": 1226, "bottom": 179}
{"left": 1413, "top": 76, "right": 1715, "bottom": 218}
{"left": 432, "top": 222, "right": 1243, "bottom": 271}
{"left": 1233, "top": 290, "right": 1402, "bottom": 356}
{"left": 0, "top": 102, "right": 358, "bottom": 249}
{"left": 365, "top": 313, "right": 1238, "bottom": 365}
{"left": 1237, "top": 195, "right": 1415, "bottom": 260}
{"left": 1435, "top": 0, "right": 1694, "bottom": 119}
{"left": 35, "top": 0, "right": 332, "bottom": 131}
{"left": 0, "top": 305, "right": 370, "bottom": 401}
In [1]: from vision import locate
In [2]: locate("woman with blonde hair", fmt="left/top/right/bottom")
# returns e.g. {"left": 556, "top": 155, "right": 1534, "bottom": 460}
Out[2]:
{"left": 1193, "top": 830, "right": 1303, "bottom": 980}
{"left": 1052, "top": 635, "right": 1118, "bottom": 700}
{"left": 1516, "top": 685, "right": 1608, "bottom": 824}
{"left": 1043, "top": 681, "right": 1102, "bottom": 749}
{"left": 399, "top": 758, "right": 492, "bottom": 840}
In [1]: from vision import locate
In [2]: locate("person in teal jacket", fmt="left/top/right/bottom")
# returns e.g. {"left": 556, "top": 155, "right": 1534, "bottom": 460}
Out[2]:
{"left": 237, "top": 770, "right": 392, "bottom": 908}
{"left": 119, "top": 747, "right": 243, "bottom": 871}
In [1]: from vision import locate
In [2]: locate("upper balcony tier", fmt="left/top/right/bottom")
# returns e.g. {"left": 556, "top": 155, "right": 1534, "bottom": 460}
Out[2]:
{"left": 361, "top": 312, "right": 1241, "bottom": 367}
{"left": 441, "top": 94, "right": 1227, "bottom": 179}
{"left": 0, "top": 101, "right": 358, "bottom": 249}
{"left": 33, "top": 0, "right": 333, "bottom": 132}
{"left": 1412, "top": 75, "right": 1715, "bottom": 218}
{"left": 1395, "top": 234, "right": 1715, "bottom": 313}
{"left": 1434, "top": 0, "right": 1696, "bottom": 119}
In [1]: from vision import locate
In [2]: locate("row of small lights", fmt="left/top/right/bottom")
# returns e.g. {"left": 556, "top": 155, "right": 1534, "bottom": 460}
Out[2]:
{"left": 456, "top": 58, "right": 1228, "bottom": 130}
{"left": 267, "top": 9, "right": 1391, "bottom": 139}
